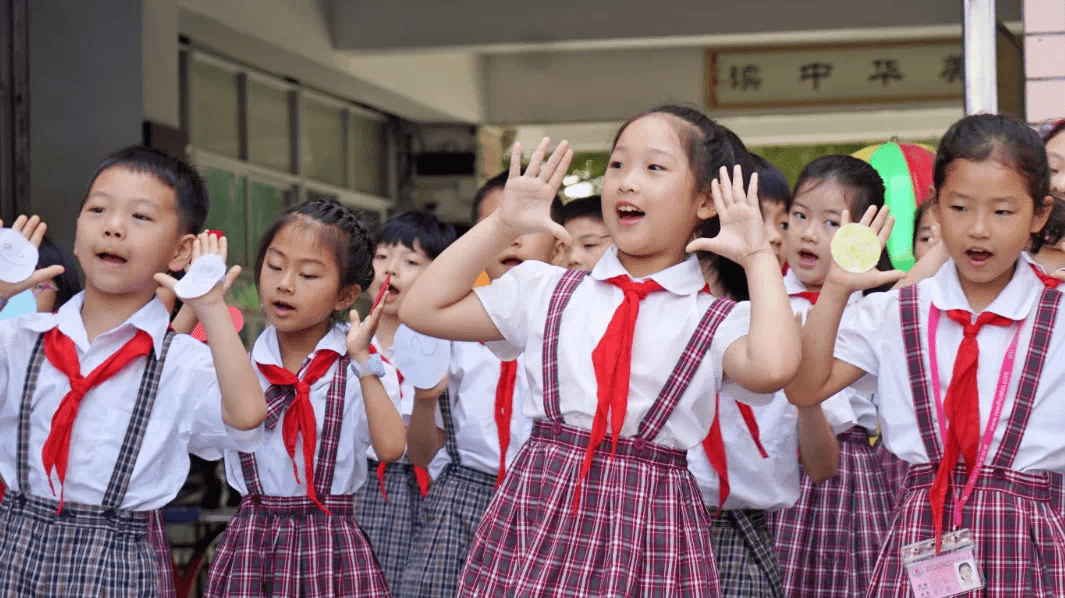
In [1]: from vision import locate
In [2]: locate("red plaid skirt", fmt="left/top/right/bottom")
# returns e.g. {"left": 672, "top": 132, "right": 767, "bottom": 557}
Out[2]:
{"left": 1050, "top": 471, "right": 1065, "bottom": 518}
{"left": 204, "top": 494, "right": 391, "bottom": 598}
{"left": 147, "top": 509, "right": 176, "bottom": 598}
{"left": 878, "top": 442, "right": 911, "bottom": 507}
{"left": 867, "top": 463, "right": 1065, "bottom": 597}
{"left": 768, "top": 428, "right": 891, "bottom": 598}
{"left": 455, "top": 420, "right": 720, "bottom": 596}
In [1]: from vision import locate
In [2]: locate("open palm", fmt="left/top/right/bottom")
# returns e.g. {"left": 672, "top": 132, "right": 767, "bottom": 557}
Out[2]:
{"left": 825, "top": 206, "right": 906, "bottom": 291}
{"left": 686, "top": 166, "right": 768, "bottom": 267}
{"left": 495, "top": 137, "right": 574, "bottom": 244}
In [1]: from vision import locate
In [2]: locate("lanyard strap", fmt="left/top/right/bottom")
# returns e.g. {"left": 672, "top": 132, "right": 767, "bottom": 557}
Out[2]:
{"left": 927, "top": 305, "right": 1021, "bottom": 528}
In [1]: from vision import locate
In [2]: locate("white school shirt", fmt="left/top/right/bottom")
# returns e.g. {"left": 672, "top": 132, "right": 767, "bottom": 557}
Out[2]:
{"left": 783, "top": 269, "right": 877, "bottom": 435}
{"left": 835, "top": 254, "right": 1065, "bottom": 472}
{"left": 427, "top": 341, "right": 533, "bottom": 479}
{"left": 686, "top": 280, "right": 861, "bottom": 511}
{"left": 363, "top": 336, "right": 410, "bottom": 463}
{"left": 225, "top": 324, "right": 400, "bottom": 496}
{"left": 473, "top": 246, "right": 764, "bottom": 451}
{"left": 0, "top": 293, "right": 262, "bottom": 510}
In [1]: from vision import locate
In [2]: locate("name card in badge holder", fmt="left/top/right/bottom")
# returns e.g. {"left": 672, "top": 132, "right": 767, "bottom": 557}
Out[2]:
{"left": 902, "top": 529, "right": 984, "bottom": 597}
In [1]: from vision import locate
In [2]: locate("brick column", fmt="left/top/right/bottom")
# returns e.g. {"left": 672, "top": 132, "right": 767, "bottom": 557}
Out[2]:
{"left": 1025, "top": 0, "right": 1065, "bottom": 123}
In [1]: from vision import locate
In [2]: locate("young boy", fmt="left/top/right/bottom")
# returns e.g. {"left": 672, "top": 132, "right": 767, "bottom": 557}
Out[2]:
{"left": 558, "top": 195, "right": 611, "bottom": 271}
{"left": 396, "top": 170, "right": 561, "bottom": 598}
{"left": 752, "top": 154, "right": 791, "bottom": 270}
{"left": 355, "top": 209, "right": 457, "bottom": 590}
{"left": 0, "top": 146, "right": 266, "bottom": 597}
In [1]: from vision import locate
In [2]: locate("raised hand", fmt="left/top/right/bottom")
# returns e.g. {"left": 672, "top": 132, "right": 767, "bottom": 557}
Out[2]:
{"left": 0, "top": 215, "right": 65, "bottom": 300}
{"left": 347, "top": 296, "right": 388, "bottom": 362}
{"left": 685, "top": 165, "right": 769, "bottom": 268}
{"left": 494, "top": 137, "right": 574, "bottom": 244}
{"left": 825, "top": 206, "right": 906, "bottom": 291}
{"left": 154, "top": 232, "right": 240, "bottom": 313}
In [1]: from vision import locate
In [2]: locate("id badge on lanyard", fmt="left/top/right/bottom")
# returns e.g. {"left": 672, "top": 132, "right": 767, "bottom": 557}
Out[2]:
{"left": 901, "top": 305, "right": 1021, "bottom": 598}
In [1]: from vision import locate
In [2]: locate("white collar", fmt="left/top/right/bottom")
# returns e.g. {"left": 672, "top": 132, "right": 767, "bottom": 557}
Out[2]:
{"left": 251, "top": 323, "right": 349, "bottom": 368}
{"left": 24, "top": 292, "right": 172, "bottom": 356}
{"left": 589, "top": 245, "right": 705, "bottom": 296}
{"left": 929, "top": 254, "right": 1041, "bottom": 320}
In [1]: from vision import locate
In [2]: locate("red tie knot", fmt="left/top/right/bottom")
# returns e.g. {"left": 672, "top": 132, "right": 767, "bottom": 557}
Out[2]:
{"left": 947, "top": 309, "right": 1012, "bottom": 338}
{"left": 606, "top": 275, "right": 665, "bottom": 300}
{"left": 295, "top": 381, "right": 310, "bottom": 397}
{"left": 69, "top": 377, "right": 92, "bottom": 397}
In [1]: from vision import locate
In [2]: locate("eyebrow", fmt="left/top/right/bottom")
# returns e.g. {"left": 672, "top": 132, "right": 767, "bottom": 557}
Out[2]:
{"left": 266, "top": 247, "right": 327, "bottom": 266}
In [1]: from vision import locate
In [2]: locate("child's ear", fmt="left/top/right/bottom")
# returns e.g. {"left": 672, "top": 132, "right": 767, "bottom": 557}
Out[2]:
{"left": 334, "top": 284, "right": 361, "bottom": 312}
{"left": 551, "top": 237, "right": 570, "bottom": 267}
{"left": 166, "top": 233, "right": 197, "bottom": 273}
{"left": 1031, "top": 194, "right": 1055, "bottom": 234}
{"left": 696, "top": 189, "right": 717, "bottom": 220}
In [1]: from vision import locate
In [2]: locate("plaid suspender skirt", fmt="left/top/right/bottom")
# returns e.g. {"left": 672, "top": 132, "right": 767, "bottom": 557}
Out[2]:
{"left": 0, "top": 332, "right": 175, "bottom": 598}
{"left": 710, "top": 509, "right": 785, "bottom": 598}
{"left": 205, "top": 356, "right": 391, "bottom": 598}
{"left": 455, "top": 269, "right": 736, "bottom": 596}
{"left": 396, "top": 382, "right": 497, "bottom": 598}
{"left": 865, "top": 285, "right": 1065, "bottom": 597}
{"left": 768, "top": 428, "right": 892, "bottom": 597}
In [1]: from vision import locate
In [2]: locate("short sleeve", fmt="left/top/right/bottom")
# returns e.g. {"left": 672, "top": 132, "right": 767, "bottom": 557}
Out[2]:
{"left": 177, "top": 342, "right": 264, "bottom": 460}
{"left": 472, "top": 261, "right": 565, "bottom": 360}
{"left": 834, "top": 291, "right": 895, "bottom": 377}
{"left": 709, "top": 300, "right": 755, "bottom": 391}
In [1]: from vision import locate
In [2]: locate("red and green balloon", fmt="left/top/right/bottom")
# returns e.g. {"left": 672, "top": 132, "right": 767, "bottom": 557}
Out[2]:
{"left": 851, "top": 142, "right": 935, "bottom": 272}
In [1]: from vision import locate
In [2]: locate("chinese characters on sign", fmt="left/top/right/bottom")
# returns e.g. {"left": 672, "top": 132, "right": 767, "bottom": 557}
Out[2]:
{"left": 708, "top": 40, "right": 964, "bottom": 109}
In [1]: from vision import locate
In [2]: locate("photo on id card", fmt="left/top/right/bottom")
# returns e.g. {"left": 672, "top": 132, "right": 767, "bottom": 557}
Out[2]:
{"left": 901, "top": 529, "right": 984, "bottom": 598}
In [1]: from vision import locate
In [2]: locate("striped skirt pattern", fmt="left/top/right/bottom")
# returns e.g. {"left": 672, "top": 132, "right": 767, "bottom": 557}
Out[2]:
{"left": 0, "top": 491, "right": 159, "bottom": 597}
{"left": 709, "top": 509, "right": 784, "bottom": 598}
{"left": 867, "top": 463, "right": 1065, "bottom": 597}
{"left": 768, "top": 429, "right": 892, "bottom": 598}
{"left": 396, "top": 463, "right": 496, "bottom": 598}
{"left": 355, "top": 461, "right": 423, "bottom": 590}
{"left": 456, "top": 420, "right": 720, "bottom": 597}
{"left": 204, "top": 494, "right": 390, "bottom": 598}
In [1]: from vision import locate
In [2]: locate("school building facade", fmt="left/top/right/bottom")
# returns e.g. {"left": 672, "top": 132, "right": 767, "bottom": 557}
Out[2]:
{"left": 0, "top": 0, "right": 1059, "bottom": 338}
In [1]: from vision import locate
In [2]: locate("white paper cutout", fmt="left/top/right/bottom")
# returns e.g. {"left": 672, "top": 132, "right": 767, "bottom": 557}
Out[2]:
{"left": 393, "top": 324, "right": 451, "bottom": 390}
{"left": 0, "top": 289, "right": 36, "bottom": 319}
{"left": 174, "top": 254, "right": 227, "bottom": 300}
{"left": 0, "top": 229, "right": 39, "bottom": 284}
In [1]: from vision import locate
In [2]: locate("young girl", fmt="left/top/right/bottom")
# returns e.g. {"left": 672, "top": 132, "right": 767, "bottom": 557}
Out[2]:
{"left": 766, "top": 155, "right": 895, "bottom": 598}
{"left": 788, "top": 113, "right": 1065, "bottom": 596}
{"left": 204, "top": 197, "right": 406, "bottom": 597}
{"left": 400, "top": 105, "right": 800, "bottom": 595}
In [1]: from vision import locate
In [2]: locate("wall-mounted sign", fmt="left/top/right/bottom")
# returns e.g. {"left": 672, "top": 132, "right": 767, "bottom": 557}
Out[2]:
{"left": 707, "top": 39, "right": 964, "bottom": 110}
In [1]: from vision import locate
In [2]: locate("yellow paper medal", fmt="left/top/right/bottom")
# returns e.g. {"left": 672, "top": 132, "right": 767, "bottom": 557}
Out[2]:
{"left": 831, "top": 223, "right": 880, "bottom": 273}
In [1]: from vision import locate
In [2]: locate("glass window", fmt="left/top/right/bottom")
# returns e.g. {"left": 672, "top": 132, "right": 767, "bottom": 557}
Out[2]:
{"left": 301, "top": 98, "right": 346, "bottom": 187}
{"left": 247, "top": 78, "right": 292, "bottom": 172}
{"left": 201, "top": 167, "right": 248, "bottom": 266}
{"left": 351, "top": 113, "right": 389, "bottom": 197}
{"left": 190, "top": 60, "right": 240, "bottom": 158}
{"left": 248, "top": 179, "right": 291, "bottom": 259}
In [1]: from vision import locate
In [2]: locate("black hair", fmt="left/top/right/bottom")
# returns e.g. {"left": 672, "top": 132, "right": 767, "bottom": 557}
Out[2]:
{"left": 471, "top": 170, "right": 510, "bottom": 223}
{"left": 254, "top": 196, "right": 375, "bottom": 296}
{"left": 85, "top": 145, "right": 208, "bottom": 235}
{"left": 1040, "top": 119, "right": 1065, "bottom": 144}
{"left": 470, "top": 168, "right": 563, "bottom": 225}
{"left": 612, "top": 106, "right": 756, "bottom": 301}
{"left": 751, "top": 154, "right": 791, "bottom": 208}
{"left": 376, "top": 210, "right": 457, "bottom": 260}
{"left": 934, "top": 113, "right": 1062, "bottom": 252}
{"left": 792, "top": 154, "right": 885, "bottom": 216}
{"left": 36, "top": 236, "right": 81, "bottom": 309}
{"left": 560, "top": 195, "right": 603, "bottom": 225}
{"left": 792, "top": 154, "right": 893, "bottom": 289}
{"left": 912, "top": 201, "right": 933, "bottom": 250}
